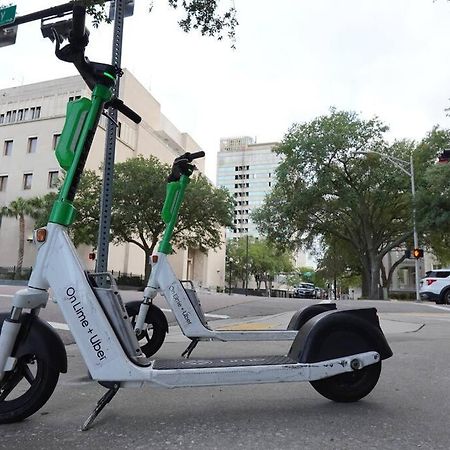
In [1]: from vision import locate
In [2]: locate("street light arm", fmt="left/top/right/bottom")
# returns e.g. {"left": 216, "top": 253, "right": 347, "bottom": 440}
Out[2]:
{"left": 354, "top": 150, "right": 411, "bottom": 177}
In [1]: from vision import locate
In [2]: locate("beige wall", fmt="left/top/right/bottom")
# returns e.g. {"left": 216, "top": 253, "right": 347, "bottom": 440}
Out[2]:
{"left": 0, "top": 71, "right": 225, "bottom": 289}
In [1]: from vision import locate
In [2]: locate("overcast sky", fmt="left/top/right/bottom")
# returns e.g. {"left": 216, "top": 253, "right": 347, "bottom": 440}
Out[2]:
{"left": 2, "top": 0, "right": 450, "bottom": 181}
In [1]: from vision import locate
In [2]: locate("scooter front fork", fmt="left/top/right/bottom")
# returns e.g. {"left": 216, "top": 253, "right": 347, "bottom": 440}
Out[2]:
{"left": 134, "top": 302, "right": 150, "bottom": 335}
{"left": 0, "top": 307, "right": 23, "bottom": 381}
{"left": 135, "top": 286, "right": 158, "bottom": 335}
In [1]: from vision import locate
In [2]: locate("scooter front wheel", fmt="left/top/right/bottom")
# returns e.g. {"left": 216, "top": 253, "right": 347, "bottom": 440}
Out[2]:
{"left": 0, "top": 353, "right": 59, "bottom": 423}
{"left": 126, "top": 303, "right": 167, "bottom": 357}
{"left": 310, "top": 361, "right": 381, "bottom": 402}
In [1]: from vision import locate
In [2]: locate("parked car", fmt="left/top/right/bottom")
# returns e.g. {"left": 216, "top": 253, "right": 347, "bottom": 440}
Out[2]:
{"left": 293, "top": 282, "right": 316, "bottom": 298}
{"left": 419, "top": 269, "right": 450, "bottom": 304}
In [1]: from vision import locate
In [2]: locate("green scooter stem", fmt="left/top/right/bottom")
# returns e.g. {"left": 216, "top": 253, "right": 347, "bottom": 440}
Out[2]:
{"left": 49, "top": 84, "right": 113, "bottom": 226}
{"left": 158, "top": 175, "right": 190, "bottom": 254}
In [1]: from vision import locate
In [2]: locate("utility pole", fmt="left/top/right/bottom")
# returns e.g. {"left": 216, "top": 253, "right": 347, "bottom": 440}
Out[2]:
{"left": 244, "top": 234, "right": 249, "bottom": 296}
{"left": 95, "top": 0, "right": 125, "bottom": 275}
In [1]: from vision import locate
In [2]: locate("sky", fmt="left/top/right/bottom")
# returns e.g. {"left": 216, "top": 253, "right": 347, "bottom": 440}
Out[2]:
{"left": 2, "top": 0, "right": 450, "bottom": 181}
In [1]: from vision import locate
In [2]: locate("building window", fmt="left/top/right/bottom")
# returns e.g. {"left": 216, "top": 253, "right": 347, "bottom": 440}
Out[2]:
{"left": 23, "top": 108, "right": 29, "bottom": 120}
{"left": 35, "top": 106, "right": 41, "bottom": 119}
{"left": 29, "top": 107, "right": 35, "bottom": 119}
{"left": 4, "top": 140, "right": 13, "bottom": 156}
{"left": 48, "top": 171, "right": 59, "bottom": 188}
{"left": 0, "top": 114, "right": 3, "bottom": 124}
{"left": 23, "top": 173, "right": 33, "bottom": 190}
{"left": 5, "top": 111, "right": 11, "bottom": 123}
{"left": 17, "top": 109, "right": 23, "bottom": 121}
{"left": 27, "top": 137, "right": 37, "bottom": 153}
{"left": 52, "top": 134, "right": 61, "bottom": 150}
{"left": 0, "top": 175, "right": 7, "bottom": 191}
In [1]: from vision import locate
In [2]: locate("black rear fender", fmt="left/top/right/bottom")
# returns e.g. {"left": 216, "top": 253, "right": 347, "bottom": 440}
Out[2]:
{"left": 288, "top": 308, "right": 393, "bottom": 363}
{"left": 287, "top": 303, "right": 337, "bottom": 330}
{"left": 0, "top": 313, "right": 67, "bottom": 373}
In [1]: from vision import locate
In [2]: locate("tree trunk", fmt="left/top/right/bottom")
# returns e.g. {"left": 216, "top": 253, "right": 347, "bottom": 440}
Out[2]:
{"left": 369, "top": 256, "right": 382, "bottom": 299}
{"left": 17, "top": 214, "right": 25, "bottom": 274}
{"left": 360, "top": 255, "right": 371, "bottom": 298}
{"left": 386, "top": 254, "right": 407, "bottom": 296}
{"left": 144, "top": 250, "right": 152, "bottom": 282}
{"left": 142, "top": 239, "right": 158, "bottom": 284}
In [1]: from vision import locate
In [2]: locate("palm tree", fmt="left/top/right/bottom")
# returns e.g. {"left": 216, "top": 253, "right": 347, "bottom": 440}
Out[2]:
{"left": 1, "top": 197, "right": 41, "bottom": 275}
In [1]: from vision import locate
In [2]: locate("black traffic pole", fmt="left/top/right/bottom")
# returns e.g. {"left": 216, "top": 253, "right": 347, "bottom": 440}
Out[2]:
{"left": 228, "top": 258, "right": 232, "bottom": 295}
{"left": 95, "top": 0, "right": 125, "bottom": 275}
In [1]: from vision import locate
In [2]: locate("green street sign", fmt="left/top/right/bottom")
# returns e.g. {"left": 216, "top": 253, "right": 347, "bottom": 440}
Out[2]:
{"left": 0, "top": 4, "right": 16, "bottom": 27}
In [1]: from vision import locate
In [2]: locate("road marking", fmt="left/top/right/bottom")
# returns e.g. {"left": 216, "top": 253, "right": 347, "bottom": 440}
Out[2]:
{"left": 423, "top": 304, "right": 450, "bottom": 312}
{"left": 160, "top": 308, "right": 229, "bottom": 319}
{"left": 47, "top": 321, "right": 70, "bottom": 331}
{"left": 204, "top": 313, "right": 230, "bottom": 319}
{"left": 0, "top": 294, "right": 14, "bottom": 298}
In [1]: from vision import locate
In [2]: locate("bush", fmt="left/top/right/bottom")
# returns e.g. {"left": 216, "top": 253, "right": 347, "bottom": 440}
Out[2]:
{"left": 116, "top": 274, "right": 145, "bottom": 287}
{"left": 390, "top": 292, "right": 416, "bottom": 301}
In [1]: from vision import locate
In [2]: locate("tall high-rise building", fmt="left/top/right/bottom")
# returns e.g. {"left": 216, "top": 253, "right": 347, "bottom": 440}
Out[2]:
{"left": 216, "top": 136, "right": 280, "bottom": 239}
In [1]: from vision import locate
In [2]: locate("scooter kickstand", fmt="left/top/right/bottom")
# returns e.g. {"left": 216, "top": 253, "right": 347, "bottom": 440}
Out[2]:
{"left": 82, "top": 383, "right": 120, "bottom": 431}
{"left": 181, "top": 339, "right": 199, "bottom": 358}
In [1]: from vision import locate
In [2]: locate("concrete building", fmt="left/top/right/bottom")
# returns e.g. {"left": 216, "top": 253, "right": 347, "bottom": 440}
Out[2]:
{"left": 0, "top": 71, "right": 225, "bottom": 289}
{"left": 216, "top": 136, "right": 280, "bottom": 239}
{"left": 216, "top": 135, "right": 315, "bottom": 268}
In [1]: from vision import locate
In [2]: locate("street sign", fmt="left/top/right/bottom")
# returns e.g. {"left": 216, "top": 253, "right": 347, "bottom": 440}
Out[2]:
{"left": 0, "top": 4, "right": 16, "bottom": 27}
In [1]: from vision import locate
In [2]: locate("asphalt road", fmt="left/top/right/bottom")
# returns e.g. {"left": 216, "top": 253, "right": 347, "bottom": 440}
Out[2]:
{"left": 2, "top": 285, "right": 450, "bottom": 449}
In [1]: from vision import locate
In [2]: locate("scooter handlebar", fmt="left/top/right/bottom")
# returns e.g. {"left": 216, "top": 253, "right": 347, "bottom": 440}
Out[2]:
{"left": 105, "top": 98, "right": 142, "bottom": 124}
{"left": 69, "top": 4, "right": 87, "bottom": 44}
{"left": 188, "top": 151, "right": 205, "bottom": 161}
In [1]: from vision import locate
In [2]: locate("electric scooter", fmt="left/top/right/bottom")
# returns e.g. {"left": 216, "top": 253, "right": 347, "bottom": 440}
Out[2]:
{"left": 128, "top": 157, "right": 341, "bottom": 359}
{"left": 0, "top": 4, "right": 393, "bottom": 430}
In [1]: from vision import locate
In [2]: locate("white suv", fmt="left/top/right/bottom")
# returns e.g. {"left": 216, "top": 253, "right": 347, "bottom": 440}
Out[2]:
{"left": 419, "top": 269, "right": 450, "bottom": 304}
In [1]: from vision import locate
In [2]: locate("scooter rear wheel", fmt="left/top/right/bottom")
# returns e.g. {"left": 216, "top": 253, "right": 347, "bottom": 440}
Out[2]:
{"left": 310, "top": 361, "right": 381, "bottom": 402}
{"left": 0, "top": 353, "right": 59, "bottom": 423}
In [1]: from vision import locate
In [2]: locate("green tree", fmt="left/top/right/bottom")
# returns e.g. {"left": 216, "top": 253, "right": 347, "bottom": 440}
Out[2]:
{"left": 111, "top": 155, "right": 234, "bottom": 279}
{"left": 85, "top": 0, "right": 238, "bottom": 45}
{"left": 253, "top": 109, "right": 420, "bottom": 299}
{"left": 33, "top": 170, "right": 102, "bottom": 248}
{"left": 0, "top": 198, "right": 41, "bottom": 274}
{"left": 286, "top": 266, "right": 317, "bottom": 287}
{"left": 415, "top": 127, "right": 450, "bottom": 264}
{"left": 226, "top": 237, "right": 293, "bottom": 294}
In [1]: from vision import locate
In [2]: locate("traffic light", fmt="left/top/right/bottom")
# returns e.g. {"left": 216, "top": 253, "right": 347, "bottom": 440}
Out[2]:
{"left": 438, "top": 149, "right": 450, "bottom": 163}
{"left": 413, "top": 248, "right": 424, "bottom": 259}
{"left": 404, "top": 249, "right": 411, "bottom": 259}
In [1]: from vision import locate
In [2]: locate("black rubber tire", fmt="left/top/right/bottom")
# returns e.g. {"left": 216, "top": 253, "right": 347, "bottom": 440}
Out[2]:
{"left": 443, "top": 289, "right": 450, "bottom": 305}
{"left": 0, "top": 354, "right": 59, "bottom": 423}
{"left": 310, "top": 361, "right": 381, "bottom": 402}
{"left": 125, "top": 303, "right": 167, "bottom": 357}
